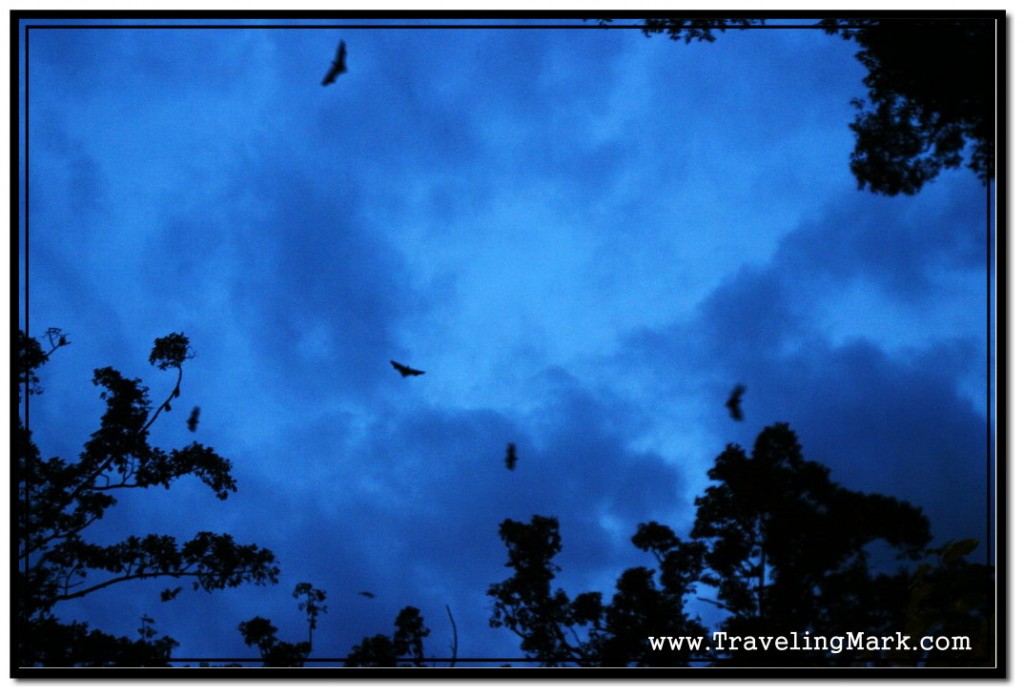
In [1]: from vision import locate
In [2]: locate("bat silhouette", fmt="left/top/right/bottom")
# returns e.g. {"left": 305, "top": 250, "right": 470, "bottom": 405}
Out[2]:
{"left": 505, "top": 443, "right": 517, "bottom": 471}
{"left": 391, "top": 360, "right": 425, "bottom": 377}
{"left": 187, "top": 406, "right": 201, "bottom": 432}
{"left": 726, "top": 385, "right": 746, "bottom": 421}
{"left": 160, "top": 587, "right": 183, "bottom": 602}
{"left": 321, "top": 40, "right": 347, "bottom": 86}
{"left": 357, "top": 591, "right": 375, "bottom": 599}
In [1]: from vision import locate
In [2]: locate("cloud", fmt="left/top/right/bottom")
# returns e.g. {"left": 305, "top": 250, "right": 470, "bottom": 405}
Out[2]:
{"left": 780, "top": 171, "right": 988, "bottom": 303}
{"left": 187, "top": 364, "right": 692, "bottom": 660}
{"left": 609, "top": 179, "right": 988, "bottom": 555}
{"left": 26, "top": 20, "right": 992, "bottom": 666}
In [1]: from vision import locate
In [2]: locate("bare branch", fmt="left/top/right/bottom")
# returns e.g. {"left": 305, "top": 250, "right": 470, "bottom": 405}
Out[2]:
{"left": 445, "top": 604, "right": 458, "bottom": 668}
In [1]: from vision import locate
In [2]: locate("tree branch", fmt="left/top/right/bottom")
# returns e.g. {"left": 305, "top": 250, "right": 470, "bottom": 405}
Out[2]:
{"left": 445, "top": 604, "right": 458, "bottom": 668}
{"left": 54, "top": 570, "right": 196, "bottom": 603}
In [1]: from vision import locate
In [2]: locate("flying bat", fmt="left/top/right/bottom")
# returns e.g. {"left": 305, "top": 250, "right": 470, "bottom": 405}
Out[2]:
{"left": 321, "top": 40, "right": 347, "bottom": 86}
{"left": 187, "top": 406, "right": 201, "bottom": 432}
{"left": 357, "top": 591, "right": 375, "bottom": 599}
{"left": 505, "top": 443, "right": 517, "bottom": 471}
{"left": 391, "top": 360, "right": 425, "bottom": 377}
{"left": 725, "top": 385, "right": 746, "bottom": 422}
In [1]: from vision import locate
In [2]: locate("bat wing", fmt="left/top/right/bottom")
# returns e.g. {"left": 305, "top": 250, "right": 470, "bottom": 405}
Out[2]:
{"left": 391, "top": 360, "right": 425, "bottom": 377}
{"left": 726, "top": 385, "right": 745, "bottom": 421}
{"left": 321, "top": 41, "right": 347, "bottom": 86}
{"left": 505, "top": 443, "right": 517, "bottom": 470}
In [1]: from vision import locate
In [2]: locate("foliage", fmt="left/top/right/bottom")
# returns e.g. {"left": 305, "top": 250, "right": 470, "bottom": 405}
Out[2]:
{"left": 238, "top": 615, "right": 311, "bottom": 667}
{"left": 294, "top": 582, "right": 329, "bottom": 646}
{"left": 20, "top": 616, "right": 180, "bottom": 667}
{"left": 691, "top": 423, "right": 931, "bottom": 664}
{"left": 487, "top": 515, "right": 706, "bottom": 665}
{"left": 485, "top": 424, "right": 978, "bottom": 667}
{"left": 235, "top": 582, "right": 328, "bottom": 666}
{"left": 237, "top": 588, "right": 430, "bottom": 668}
{"left": 639, "top": 17, "right": 766, "bottom": 43}
{"left": 17, "top": 330, "right": 993, "bottom": 668}
{"left": 821, "top": 18, "right": 995, "bottom": 194}
{"left": 631, "top": 16, "right": 995, "bottom": 195}
{"left": 344, "top": 607, "right": 431, "bottom": 667}
{"left": 17, "top": 329, "right": 279, "bottom": 667}
{"left": 903, "top": 539, "right": 995, "bottom": 666}
{"left": 589, "top": 17, "right": 765, "bottom": 44}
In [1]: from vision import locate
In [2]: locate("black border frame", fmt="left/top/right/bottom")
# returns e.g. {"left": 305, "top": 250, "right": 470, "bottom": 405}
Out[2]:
{"left": 10, "top": 8, "right": 1008, "bottom": 679}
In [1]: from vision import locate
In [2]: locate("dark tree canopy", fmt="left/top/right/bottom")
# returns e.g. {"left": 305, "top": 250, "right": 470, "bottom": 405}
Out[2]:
{"left": 487, "top": 424, "right": 990, "bottom": 666}
{"left": 591, "top": 17, "right": 766, "bottom": 43}
{"left": 630, "top": 16, "right": 997, "bottom": 195}
{"left": 238, "top": 616, "right": 311, "bottom": 667}
{"left": 17, "top": 330, "right": 279, "bottom": 666}
{"left": 822, "top": 18, "right": 995, "bottom": 194}
{"left": 904, "top": 539, "right": 995, "bottom": 666}
{"left": 17, "top": 330, "right": 992, "bottom": 668}
{"left": 487, "top": 515, "right": 706, "bottom": 666}
{"left": 691, "top": 423, "right": 932, "bottom": 664}
{"left": 344, "top": 606, "right": 431, "bottom": 666}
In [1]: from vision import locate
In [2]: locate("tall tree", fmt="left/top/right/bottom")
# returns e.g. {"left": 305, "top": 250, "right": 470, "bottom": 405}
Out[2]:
{"left": 692, "top": 423, "right": 932, "bottom": 664}
{"left": 487, "top": 515, "right": 706, "bottom": 666}
{"left": 17, "top": 329, "right": 280, "bottom": 666}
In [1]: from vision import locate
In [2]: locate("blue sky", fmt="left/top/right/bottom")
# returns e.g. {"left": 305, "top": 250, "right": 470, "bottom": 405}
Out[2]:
{"left": 17, "top": 15, "right": 994, "bottom": 665}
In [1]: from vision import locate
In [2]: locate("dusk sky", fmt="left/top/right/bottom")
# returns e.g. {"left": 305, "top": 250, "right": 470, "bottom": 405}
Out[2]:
{"left": 16, "top": 13, "right": 997, "bottom": 668}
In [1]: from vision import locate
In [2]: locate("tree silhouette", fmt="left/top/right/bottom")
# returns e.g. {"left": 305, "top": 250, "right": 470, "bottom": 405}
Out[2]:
{"left": 487, "top": 515, "right": 706, "bottom": 666}
{"left": 691, "top": 423, "right": 932, "bottom": 664}
{"left": 486, "top": 424, "right": 990, "bottom": 667}
{"left": 344, "top": 606, "right": 431, "bottom": 666}
{"left": 18, "top": 328, "right": 991, "bottom": 668}
{"left": 237, "top": 583, "right": 328, "bottom": 667}
{"left": 238, "top": 616, "right": 311, "bottom": 667}
{"left": 903, "top": 539, "right": 994, "bottom": 666}
{"left": 590, "top": 17, "right": 765, "bottom": 43}
{"left": 17, "top": 329, "right": 280, "bottom": 666}
{"left": 294, "top": 582, "right": 328, "bottom": 647}
{"left": 626, "top": 16, "right": 997, "bottom": 195}
{"left": 821, "top": 18, "right": 995, "bottom": 195}
{"left": 637, "top": 17, "right": 766, "bottom": 43}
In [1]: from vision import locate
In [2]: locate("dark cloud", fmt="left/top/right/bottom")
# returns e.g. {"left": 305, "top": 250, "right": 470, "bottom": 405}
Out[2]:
{"left": 782, "top": 339, "right": 987, "bottom": 546}
{"left": 613, "top": 183, "right": 988, "bottom": 558}
{"left": 780, "top": 174, "right": 988, "bottom": 303}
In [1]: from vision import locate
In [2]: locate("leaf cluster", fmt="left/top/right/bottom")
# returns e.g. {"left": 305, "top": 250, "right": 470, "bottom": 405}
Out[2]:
{"left": 640, "top": 17, "right": 766, "bottom": 43}
{"left": 344, "top": 607, "right": 431, "bottom": 666}
{"left": 238, "top": 616, "right": 312, "bottom": 667}
{"left": 17, "top": 330, "right": 280, "bottom": 666}
{"left": 821, "top": 18, "right": 993, "bottom": 194}
{"left": 691, "top": 423, "right": 931, "bottom": 664}
{"left": 487, "top": 424, "right": 988, "bottom": 667}
{"left": 487, "top": 516, "right": 705, "bottom": 666}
